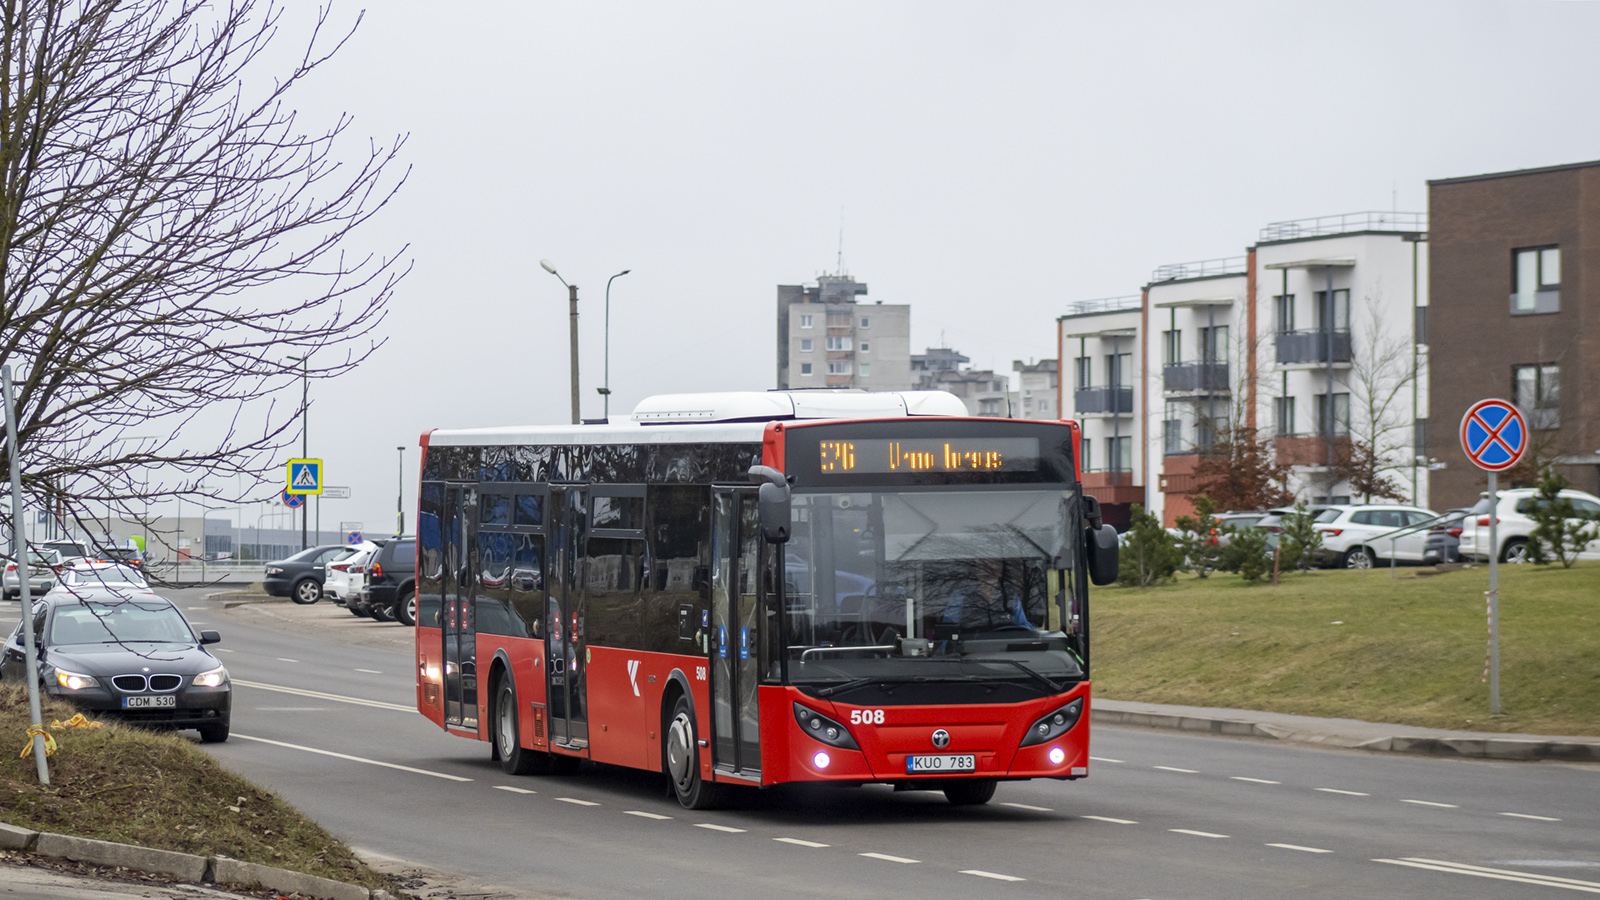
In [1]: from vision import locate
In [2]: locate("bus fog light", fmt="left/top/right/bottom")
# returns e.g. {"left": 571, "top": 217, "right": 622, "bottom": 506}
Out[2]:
{"left": 1048, "top": 747, "right": 1066, "bottom": 765}
{"left": 814, "top": 751, "right": 831, "bottom": 769}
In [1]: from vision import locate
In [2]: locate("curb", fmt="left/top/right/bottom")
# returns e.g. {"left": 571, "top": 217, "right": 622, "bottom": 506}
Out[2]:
{"left": 1090, "top": 707, "right": 1600, "bottom": 762}
{"left": 0, "top": 824, "right": 400, "bottom": 900}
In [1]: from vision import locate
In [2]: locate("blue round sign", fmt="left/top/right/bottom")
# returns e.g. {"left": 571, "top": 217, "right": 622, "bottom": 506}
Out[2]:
{"left": 346, "top": 530, "right": 363, "bottom": 545}
{"left": 1460, "top": 399, "right": 1528, "bottom": 472}
{"left": 282, "top": 489, "right": 305, "bottom": 509}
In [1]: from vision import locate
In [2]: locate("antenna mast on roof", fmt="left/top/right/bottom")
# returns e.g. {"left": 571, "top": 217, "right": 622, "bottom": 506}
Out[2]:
{"left": 836, "top": 207, "right": 845, "bottom": 276}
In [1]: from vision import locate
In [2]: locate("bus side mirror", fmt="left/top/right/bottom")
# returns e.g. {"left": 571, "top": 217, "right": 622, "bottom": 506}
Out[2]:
{"left": 1086, "top": 524, "right": 1119, "bottom": 586}
{"left": 748, "top": 465, "right": 791, "bottom": 545}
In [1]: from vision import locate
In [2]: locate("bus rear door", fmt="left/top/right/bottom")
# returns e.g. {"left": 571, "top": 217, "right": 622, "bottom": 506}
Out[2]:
{"left": 710, "top": 487, "right": 762, "bottom": 779}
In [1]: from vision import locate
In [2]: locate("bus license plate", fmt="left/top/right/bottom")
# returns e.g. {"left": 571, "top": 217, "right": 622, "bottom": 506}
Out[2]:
{"left": 906, "top": 754, "right": 975, "bottom": 774}
{"left": 123, "top": 695, "right": 176, "bottom": 709}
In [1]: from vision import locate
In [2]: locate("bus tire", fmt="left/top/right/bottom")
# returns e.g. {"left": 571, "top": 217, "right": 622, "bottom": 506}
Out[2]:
{"left": 494, "top": 679, "right": 548, "bottom": 776}
{"left": 943, "top": 778, "right": 997, "bottom": 806}
{"left": 666, "top": 695, "right": 724, "bottom": 809}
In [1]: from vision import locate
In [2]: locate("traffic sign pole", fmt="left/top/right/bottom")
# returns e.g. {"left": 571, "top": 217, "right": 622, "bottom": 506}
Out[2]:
{"left": 1488, "top": 471, "right": 1500, "bottom": 717}
{"left": 1460, "top": 398, "right": 1524, "bottom": 720}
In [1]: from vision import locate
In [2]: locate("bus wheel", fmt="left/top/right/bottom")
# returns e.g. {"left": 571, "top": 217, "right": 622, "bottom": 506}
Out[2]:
{"left": 943, "top": 779, "right": 997, "bottom": 806}
{"left": 495, "top": 680, "right": 548, "bottom": 776}
{"left": 666, "top": 696, "right": 724, "bottom": 809}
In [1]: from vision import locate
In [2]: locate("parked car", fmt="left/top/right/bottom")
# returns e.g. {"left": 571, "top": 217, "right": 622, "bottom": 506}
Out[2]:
{"left": 48, "top": 561, "right": 151, "bottom": 596}
{"left": 1213, "top": 511, "right": 1267, "bottom": 546}
{"left": 361, "top": 536, "right": 416, "bottom": 625}
{"left": 1456, "top": 487, "right": 1600, "bottom": 564}
{"left": 263, "top": 544, "right": 359, "bottom": 604}
{"left": 0, "top": 593, "right": 230, "bottom": 742}
{"left": 99, "top": 547, "right": 146, "bottom": 568}
{"left": 1312, "top": 504, "right": 1440, "bottom": 568}
{"left": 1422, "top": 508, "right": 1473, "bottom": 564}
{"left": 1253, "top": 506, "right": 1333, "bottom": 535}
{"left": 3, "top": 548, "right": 63, "bottom": 599}
{"left": 37, "top": 540, "right": 92, "bottom": 564}
{"left": 323, "top": 541, "right": 380, "bottom": 604}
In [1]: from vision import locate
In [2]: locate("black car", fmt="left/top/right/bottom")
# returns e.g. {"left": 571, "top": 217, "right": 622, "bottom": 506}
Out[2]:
{"left": 360, "top": 536, "right": 416, "bottom": 626}
{"left": 0, "top": 593, "right": 231, "bottom": 742}
{"left": 263, "top": 544, "right": 358, "bottom": 604}
{"left": 1423, "top": 508, "right": 1472, "bottom": 564}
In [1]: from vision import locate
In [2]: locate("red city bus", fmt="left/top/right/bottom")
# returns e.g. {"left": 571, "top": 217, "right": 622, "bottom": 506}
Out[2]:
{"left": 414, "top": 390, "right": 1118, "bottom": 808}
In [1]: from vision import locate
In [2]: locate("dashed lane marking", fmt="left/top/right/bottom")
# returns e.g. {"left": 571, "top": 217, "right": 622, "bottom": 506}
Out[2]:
{"left": 1081, "top": 816, "right": 1137, "bottom": 825}
{"left": 1400, "top": 799, "right": 1459, "bottom": 808}
{"left": 557, "top": 798, "right": 599, "bottom": 807}
{"left": 1500, "top": 812, "right": 1562, "bottom": 822}
{"left": 695, "top": 823, "right": 746, "bottom": 833}
{"left": 625, "top": 811, "right": 672, "bottom": 820}
{"left": 1089, "top": 756, "right": 1124, "bottom": 763}
{"left": 1153, "top": 766, "right": 1198, "bottom": 773}
{"left": 1268, "top": 843, "right": 1333, "bottom": 854}
{"left": 860, "top": 853, "right": 920, "bottom": 864}
{"left": 1170, "top": 829, "right": 1229, "bottom": 839}
{"left": 774, "top": 838, "right": 829, "bottom": 848}
{"left": 233, "top": 679, "right": 413, "bottom": 712}
{"left": 355, "top": 668, "right": 383, "bottom": 674}
{"left": 276, "top": 658, "right": 299, "bottom": 663}
{"left": 1375, "top": 858, "right": 1600, "bottom": 893}
{"left": 962, "top": 870, "right": 1025, "bottom": 882}
{"left": 232, "top": 734, "right": 471, "bottom": 781}
{"left": 1232, "top": 777, "right": 1280, "bottom": 784}
{"left": 1002, "top": 802, "right": 1053, "bottom": 812}
{"left": 494, "top": 786, "right": 536, "bottom": 794}
{"left": 1316, "top": 788, "right": 1369, "bottom": 796}
{"left": 214, "top": 648, "right": 235, "bottom": 652}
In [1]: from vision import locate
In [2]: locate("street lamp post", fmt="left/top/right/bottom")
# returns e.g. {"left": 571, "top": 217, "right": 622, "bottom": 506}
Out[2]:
{"left": 539, "top": 260, "right": 581, "bottom": 425}
{"left": 396, "top": 446, "right": 405, "bottom": 535}
{"left": 600, "top": 269, "right": 631, "bottom": 420}
{"left": 286, "top": 355, "right": 308, "bottom": 549}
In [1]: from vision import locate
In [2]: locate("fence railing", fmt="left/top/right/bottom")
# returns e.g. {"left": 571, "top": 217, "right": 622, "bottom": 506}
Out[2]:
{"left": 1151, "top": 256, "right": 1248, "bottom": 282}
{"left": 1259, "top": 211, "right": 1426, "bottom": 242}
{"left": 1275, "top": 330, "right": 1353, "bottom": 364}
{"left": 1074, "top": 386, "right": 1133, "bottom": 414}
{"left": 1162, "top": 362, "right": 1230, "bottom": 393}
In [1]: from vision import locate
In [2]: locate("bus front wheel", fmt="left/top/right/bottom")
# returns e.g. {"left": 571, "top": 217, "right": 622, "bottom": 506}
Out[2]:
{"left": 666, "top": 695, "right": 724, "bottom": 809}
{"left": 943, "top": 778, "right": 997, "bottom": 806}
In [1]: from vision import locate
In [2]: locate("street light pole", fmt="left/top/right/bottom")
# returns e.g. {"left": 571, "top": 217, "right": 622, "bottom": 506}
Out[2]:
{"left": 396, "top": 446, "right": 406, "bottom": 535}
{"left": 287, "top": 355, "right": 308, "bottom": 549}
{"left": 600, "top": 269, "right": 631, "bottom": 420}
{"left": 539, "top": 260, "right": 581, "bottom": 425}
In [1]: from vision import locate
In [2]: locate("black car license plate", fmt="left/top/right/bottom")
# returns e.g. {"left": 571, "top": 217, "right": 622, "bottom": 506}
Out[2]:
{"left": 123, "top": 695, "right": 176, "bottom": 709}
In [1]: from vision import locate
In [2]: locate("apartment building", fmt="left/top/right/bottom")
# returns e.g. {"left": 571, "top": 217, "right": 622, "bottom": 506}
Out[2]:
{"left": 775, "top": 275, "right": 912, "bottom": 390}
{"left": 1427, "top": 160, "right": 1600, "bottom": 504}
{"left": 1057, "top": 295, "right": 1142, "bottom": 528}
{"left": 911, "top": 347, "right": 1010, "bottom": 416}
{"left": 1011, "top": 359, "right": 1059, "bottom": 419}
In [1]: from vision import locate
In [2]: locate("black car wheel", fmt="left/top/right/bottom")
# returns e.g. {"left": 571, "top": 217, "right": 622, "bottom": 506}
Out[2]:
{"left": 291, "top": 578, "right": 321, "bottom": 605}
{"left": 197, "top": 718, "right": 230, "bottom": 744}
{"left": 393, "top": 590, "right": 416, "bottom": 627}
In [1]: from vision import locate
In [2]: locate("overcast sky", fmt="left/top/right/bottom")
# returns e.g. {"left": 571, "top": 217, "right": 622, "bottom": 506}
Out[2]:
{"left": 202, "top": 0, "right": 1600, "bottom": 534}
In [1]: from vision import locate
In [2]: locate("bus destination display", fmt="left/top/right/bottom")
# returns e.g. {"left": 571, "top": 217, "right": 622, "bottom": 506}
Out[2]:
{"left": 817, "top": 437, "right": 1041, "bottom": 474}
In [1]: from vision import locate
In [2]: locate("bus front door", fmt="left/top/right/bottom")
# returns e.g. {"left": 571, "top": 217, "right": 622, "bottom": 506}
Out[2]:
{"left": 442, "top": 485, "right": 479, "bottom": 730}
{"left": 547, "top": 486, "right": 589, "bottom": 749}
{"left": 710, "top": 487, "right": 762, "bottom": 778}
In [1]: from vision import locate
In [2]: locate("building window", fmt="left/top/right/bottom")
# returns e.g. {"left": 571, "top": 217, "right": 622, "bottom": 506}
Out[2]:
{"left": 1313, "top": 289, "right": 1350, "bottom": 332}
{"left": 799, "top": 363, "right": 813, "bottom": 376}
{"left": 1275, "top": 396, "right": 1296, "bottom": 436}
{"left": 826, "top": 360, "right": 852, "bottom": 375}
{"left": 1080, "top": 439, "right": 1092, "bottom": 473}
{"left": 860, "top": 317, "right": 870, "bottom": 328}
{"left": 858, "top": 363, "right": 870, "bottom": 377}
{"left": 859, "top": 341, "right": 870, "bottom": 353}
{"left": 1039, "top": 399, "right": 1050, "bottom": 413}
{"left": 825, "top": 336, "right": 852, "bottom": 351}
{"left": 1513, "top": 363, "right": 1559, "bottom": 429}
{"left": 1107, "top": 436, "right": 1132, "bottom": 473}
{"left": 1513, "top": 246, "right": 1560, "bottom": 314}
{"left": 1163, "top": 330, "right": 1181, "bottom": 365}
{"left": 799, "top": 314, "right": 813, "bottom": 328}
{"left": 799, "top": 338, "right": 812, "bottom": 352}
{"left": 1315, "top": 392, "right": 1350, "bottom": 437}
{"left": 1274, "top": 294, "right": 1294, "bottom": 332}
{"left": 1199, "top": 325, "right": 1228, "bottom": 364}
{"left": 1075, "top": 356, "right": 1091, "bottom": 389}
{"left": 1105, "top": 353, "right": 1131, "bottom": 388}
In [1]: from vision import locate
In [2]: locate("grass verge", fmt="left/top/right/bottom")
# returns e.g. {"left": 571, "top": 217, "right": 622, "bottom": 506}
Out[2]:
{"left": 0, "top": 686, "right": 396, "bottom": 893}
{"left": 1093, "top": 560, "right": 1600, "bottom": 736}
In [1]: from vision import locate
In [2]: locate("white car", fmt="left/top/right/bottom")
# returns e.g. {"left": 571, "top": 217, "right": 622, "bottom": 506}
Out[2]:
{"left": 47, "top": 561, "right": 152, "bottom": 598}
{"left": 1312, "top": 504, "right": 1439, "bottom": 568}
{"left": 1456, "top": 488, "right": 1600, "bottom": 564}
{"left": 323, "top": 542, "right": 379, "bottom": 602}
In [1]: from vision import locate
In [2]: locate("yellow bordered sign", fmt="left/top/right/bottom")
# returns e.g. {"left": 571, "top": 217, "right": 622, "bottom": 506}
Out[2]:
{"left": 286, "top": 458, "right": 323, "bottom": 495}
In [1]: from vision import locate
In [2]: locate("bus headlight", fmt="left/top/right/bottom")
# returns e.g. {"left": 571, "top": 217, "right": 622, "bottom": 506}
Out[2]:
{"left": 1020, "top": 697, "right": 1084, "bottom": 747}
{"left": 55, "top": 669, "right": 99, "bottom": 691}
{"left": 193, "top": 666, "right": 228, "bottom": 688}
{"left": 793, "top": 703, "right": 859, "bottom": 750}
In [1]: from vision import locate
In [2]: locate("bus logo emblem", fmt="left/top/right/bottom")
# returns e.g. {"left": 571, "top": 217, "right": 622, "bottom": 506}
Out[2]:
{"left": 931, "top": 729, "right": 950, "bottom": 749}
{"left": 626, "top": 659, "right": 641, "bottom": 697}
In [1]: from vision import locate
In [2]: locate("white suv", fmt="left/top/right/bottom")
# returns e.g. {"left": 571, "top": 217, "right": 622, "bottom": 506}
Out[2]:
{"left": 1456, "top": 488, "right": 1600, "bottom": 564}
{"left": 1312, "top": 504, "right": 1439, "bottom": 568}
{"left": 323, "top": 541, "right": 379, "bottom": 602}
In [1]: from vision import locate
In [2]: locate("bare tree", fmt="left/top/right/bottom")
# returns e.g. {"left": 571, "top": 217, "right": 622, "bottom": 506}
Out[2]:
{"left": 1329, "top": 295, "right": 1416, "bottom": 502}
{"left": 0, "top": 1, "right": 407, "bottom": 555}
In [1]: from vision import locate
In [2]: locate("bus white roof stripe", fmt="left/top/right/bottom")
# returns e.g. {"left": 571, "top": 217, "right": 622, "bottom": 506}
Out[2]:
{"left": 428, "top": 421, "right": 768, "bottom": 446}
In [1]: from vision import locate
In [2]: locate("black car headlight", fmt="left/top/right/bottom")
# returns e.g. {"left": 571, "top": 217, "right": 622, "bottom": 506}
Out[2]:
{"left": 793, "top": 703, "right": 859, "bottom": 750}
{"left": 54, "top": 668, "right": 100, "bottom": 691}
{"left": 1020, "top": 697, "right": 1084, "bottom": 747}
{"left": 193, "top": 666, "right": 228, "bottom": 688}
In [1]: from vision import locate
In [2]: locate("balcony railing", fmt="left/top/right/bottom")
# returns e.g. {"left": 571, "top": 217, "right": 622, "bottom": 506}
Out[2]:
{"left": 1162, "top": 362, "right": 1230, "bottom": 393}
{"left": 1275, "top": 330, "right": 1353, "bottom": 365}
{"left": 1075, "top": 386, "right": 1133, "bottom": 414}
{"left": 1510, "top": 290, "right": 1559, "bottom": 316}
{"left": 1063, "top": 295, "right": 1142, "bottom": 317}
{"left": 1151, "top": 256, "right": 1248, "bottom": 282}
{"left": 1258, "top": 211, "right": 1426, "bottom": 242}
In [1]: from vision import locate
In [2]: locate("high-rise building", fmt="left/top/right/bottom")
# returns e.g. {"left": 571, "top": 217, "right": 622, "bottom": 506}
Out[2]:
{"left": 776, "top": 275, "right": 911, "bottom": 391}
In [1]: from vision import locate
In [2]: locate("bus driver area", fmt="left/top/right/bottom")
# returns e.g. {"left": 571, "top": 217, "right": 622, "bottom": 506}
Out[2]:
{"left": 411, "top": 390, "right": 1118, "bottom": 809}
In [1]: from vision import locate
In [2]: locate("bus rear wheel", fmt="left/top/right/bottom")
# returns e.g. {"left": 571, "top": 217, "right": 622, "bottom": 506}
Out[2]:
{"left": 665, "top": 695, "right": 724, "bottom": 809}
{"left": 495, "top": 680, "right": 549, "bottom": 776}
{"left": 943, "top": 778, "right": 997, "bottom": 806}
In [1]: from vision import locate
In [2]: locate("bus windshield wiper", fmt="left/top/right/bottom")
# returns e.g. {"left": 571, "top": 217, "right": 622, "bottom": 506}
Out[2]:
{"left": 969, "top": 657, "right": 1064, "bottom": 694}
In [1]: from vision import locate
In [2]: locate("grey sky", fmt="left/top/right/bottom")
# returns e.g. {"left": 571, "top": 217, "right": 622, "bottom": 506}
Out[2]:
{"left": 205, "top": 0, "right": 1600, "bottom": 533}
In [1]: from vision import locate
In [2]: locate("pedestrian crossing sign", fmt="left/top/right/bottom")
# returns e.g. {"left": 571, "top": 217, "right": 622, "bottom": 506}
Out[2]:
{"left": 287, "top": 458, "right": 323, "bottom": 495}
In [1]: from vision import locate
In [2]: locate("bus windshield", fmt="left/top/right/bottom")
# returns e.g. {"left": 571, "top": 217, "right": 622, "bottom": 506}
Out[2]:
{"left": 783, "top": 487, "right": 1084, "bottom": 690}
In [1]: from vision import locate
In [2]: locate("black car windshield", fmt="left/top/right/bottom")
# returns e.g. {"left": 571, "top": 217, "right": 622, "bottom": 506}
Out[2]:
{"left": 782, "top": 488, "right": 1083, "bottom": 687}
{"left": 50, "top": 602, "right": 194, "bottom": 644}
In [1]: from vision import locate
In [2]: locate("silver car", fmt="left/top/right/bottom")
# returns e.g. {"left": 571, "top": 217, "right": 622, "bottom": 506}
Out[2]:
{"left": 4, "top": 548, "right": 63, "bottom": 599}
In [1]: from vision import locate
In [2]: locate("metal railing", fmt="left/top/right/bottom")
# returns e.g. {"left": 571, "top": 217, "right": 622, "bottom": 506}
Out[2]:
{"left": 1074, "top": 386, "right": 1133, "bottom": 414}
{"left": 1163, "top": 362, "right": 1230, "bottom": 393}
{"left": 1151, "top": 256, "right": 1248, "bottom": 282}
{"left": 1259, "top": 211, "right": 1426, "bottom": 242}
{"left": 1063, "top": 295, "right": 1142, "bottom": 317}
{"left": 1275, "top": 330, "right": 1352, "bottom": 364}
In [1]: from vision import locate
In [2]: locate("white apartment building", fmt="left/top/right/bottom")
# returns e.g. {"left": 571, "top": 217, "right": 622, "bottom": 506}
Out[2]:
{"left": 776, "top": 275, "right": 912, "bottom": 391}
{"left": 1057, "top": 296, "right": 1143, "bottom": 528}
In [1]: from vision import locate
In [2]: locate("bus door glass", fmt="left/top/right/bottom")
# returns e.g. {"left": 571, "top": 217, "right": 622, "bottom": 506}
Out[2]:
{"left": 442, "top": 485, "right": 479, "bottom": 729}
{"left": 547, "top": 485, "right": 589, "bottom": 748}
{"left": 711, "top": 487, "right": 762, "bottom": 775}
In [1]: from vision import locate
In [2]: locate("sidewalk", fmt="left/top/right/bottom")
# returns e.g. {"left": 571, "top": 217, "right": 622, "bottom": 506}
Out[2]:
{"left": 1094, "top": 698, "right": 1600, "bottom": 762}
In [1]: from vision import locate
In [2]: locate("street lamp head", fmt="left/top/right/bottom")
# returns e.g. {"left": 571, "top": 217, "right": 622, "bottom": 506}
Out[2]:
{"left": 539, "top": 259, "right": 558, "bottom": 276}
{"left": 618, "top": 269, "right": 631, "bottom": 277}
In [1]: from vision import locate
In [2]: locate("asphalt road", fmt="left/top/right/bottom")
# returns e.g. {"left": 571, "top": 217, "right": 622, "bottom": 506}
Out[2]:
{"left": 5, "top": 590, "right": 1599, "bottom": 899}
